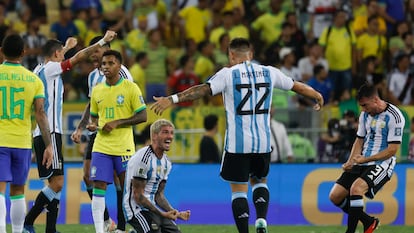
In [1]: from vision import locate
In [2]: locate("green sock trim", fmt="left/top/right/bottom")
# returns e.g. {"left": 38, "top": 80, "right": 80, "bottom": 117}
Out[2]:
{"left": 10, "top": 194, "right": 25, "bottom": 200}
{"left": 92, "top": 188, "right": 106, "bottom": 196}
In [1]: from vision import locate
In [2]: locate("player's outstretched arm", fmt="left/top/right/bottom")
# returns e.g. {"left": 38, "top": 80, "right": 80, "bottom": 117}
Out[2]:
{"left": 151, "top": 83, "right": 211, "bottom": 115}
{"left": 69, "top": 30, "right": 117, "bottom": 66}
{"left": 291, "top": 81, "right": 324, "bottom": 111}
{"left": 34, "top": 98, "right": 53, "bottom": 168}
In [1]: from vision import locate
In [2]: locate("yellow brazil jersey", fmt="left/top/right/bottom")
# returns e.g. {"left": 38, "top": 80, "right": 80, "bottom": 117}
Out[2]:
{"left": 179, "top": 6, "right": 211, "bottom": 43}
{"left": 319, "top": 26, "right": 356, "bottom": 71}
{"left": 251, "top": 11, "right": 286, "bottom": 46}
{"left": 0, "top": 62, "right": 44, "bottom": 149}
{"left": 194, "top": 55, "right": 215, "bottom": 82}
{"left": 90, "top": 78, "right": 146, "bottom": 156}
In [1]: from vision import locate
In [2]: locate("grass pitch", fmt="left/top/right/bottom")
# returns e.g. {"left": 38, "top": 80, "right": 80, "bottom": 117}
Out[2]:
{"left": 8, "top": 224, "right": 414, "bottom": 233}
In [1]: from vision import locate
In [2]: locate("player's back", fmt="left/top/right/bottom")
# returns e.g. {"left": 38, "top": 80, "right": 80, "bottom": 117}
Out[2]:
{"left": 0, "top": 62, "right": 44, "bottom": 148}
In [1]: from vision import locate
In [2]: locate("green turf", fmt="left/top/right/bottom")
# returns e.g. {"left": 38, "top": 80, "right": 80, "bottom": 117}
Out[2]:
{"left": 8, "top": 224, "right": 414, "bottom": 233}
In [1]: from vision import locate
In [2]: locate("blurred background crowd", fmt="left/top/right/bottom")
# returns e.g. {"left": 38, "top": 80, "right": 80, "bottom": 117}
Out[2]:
{"left": 1, "top": 0, "right": 414, "bottom": 163}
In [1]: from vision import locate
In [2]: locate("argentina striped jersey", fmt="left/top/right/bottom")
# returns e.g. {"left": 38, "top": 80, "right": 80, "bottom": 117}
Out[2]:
{"left": 357, "top": 103, "right": 405, "bottom": 165}
{"left": 123, "top": 146, "right": 172, "bottom": 221}
{"left": 33, "top": 61, "right": 66, "bottom": 135}
{"left": 207, "top": 61, "right": 294, "bottom": 154}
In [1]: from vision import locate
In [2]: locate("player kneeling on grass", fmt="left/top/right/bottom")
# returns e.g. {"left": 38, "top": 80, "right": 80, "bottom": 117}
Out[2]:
{"left": 123, "top": 119, "right": 190, "bottom": 233}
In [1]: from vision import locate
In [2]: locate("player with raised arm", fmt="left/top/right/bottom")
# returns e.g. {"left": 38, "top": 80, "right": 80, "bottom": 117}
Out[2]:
{"left": 151, "top": 38, "right": 323, "bottom": 233}
{"left": 24, "top": 31, "right": 117, "bottom": 233}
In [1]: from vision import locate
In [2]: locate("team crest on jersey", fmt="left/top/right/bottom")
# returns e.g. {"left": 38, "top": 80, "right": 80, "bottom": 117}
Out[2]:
{"left": 91, "top": 166, "right": 97, "bottom": 178}
{"left": 137, "top": 168, "right": 145, "bottom": 176}
{"left": 395, "top": 127, "right": 402, "bottom": 136}
{"left": 117, "top": 95, "right": 124, "bottom": 105}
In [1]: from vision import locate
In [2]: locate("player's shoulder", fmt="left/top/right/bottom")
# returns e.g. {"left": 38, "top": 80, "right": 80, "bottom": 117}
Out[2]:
{"left": 385, "top": 103, "right": 404, "bottom": 123}
{"left": 132, "top": 146, "right": 153, "bottom": 164}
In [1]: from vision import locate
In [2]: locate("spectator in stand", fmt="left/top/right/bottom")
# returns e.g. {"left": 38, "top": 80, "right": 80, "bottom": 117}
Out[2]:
{"left": 100, "top": 0, "right": 126, "bottom": 32}
{"left": 377, "top": 0, "right": 405, "bottom": 37}
{"left": 21, "top": 16, "right": 47, "bottom": 71}
{"left": 209, "top": 11, "right": 235, "bottom": 49}
{"left": 305, "top": 64, "right": 333, "bottom": 106}
{"left": 279, "top": 47, "right": 301, "bottom": 82}
{"left": 50, "top": 6, "right": 79, "bottom": 43}
{"left": 265, "top": 22, "right": 295, "bottom": 66}
{"left": 356, "top": 15, "right": 388, "bottom": 74}
{"left": 178, "top": 0, "right": 211, "bottom": 44}
{"left": 388, "top": 20, "right": 411, "bottom": 58}
{"left": 285, "top": 12, "right": 306, "bottom": 62}
{"left": 319, "top": 9, "right": 357, "bottom": 102}
{"left": 84, "top": 16, "right": 104, "bottom": 48}
{"left": 143, "top": 28, "right": 169, "bottom": 103}
{"left": 251, "top": 0, "right": 285, "bottom": 57}
{"left": 307, "top": 0, "right": 340, "bottom": 41}
{"left": 199, "top": 114, "right": 221, "bottom": 163}
{"left": 352, "top": 0, "right": 387, "bottom": 37}
{"left": 214, "top": 33, "right": 230, "bottom": 68}
{"left": 124, "top": 15, "right": 149, "bottom": 66}
{"left": 231, "top": 7, "right": 250, "bottom": 41}
{"left": 168, "top": 54, "right": 200, "bottom": 107}
{"left": 130, "top": 52, "right": 150, "bottom": 101}
{"left": 401, "top": 32, "right": 414, "bottom": 72}
{"left": 298, "top": 42, "right": 329, "bottom": 82}
{"left": 388, "top": 53, "right": 413, "bottom": 105}
{"left": 354, "top": 55, "right": 381, "bottom": 89}
{"left": 288, "top": 122, "right": 316, "bottom": 163}
{"left": 194, "top": 40, "right": 215, "bottom": 82}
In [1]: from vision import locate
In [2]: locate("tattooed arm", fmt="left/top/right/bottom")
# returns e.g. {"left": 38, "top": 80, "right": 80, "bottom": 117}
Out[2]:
{"left": 71, "top": 102, "right": 91, "bottom": 143}
{"left": 34, "top": 98, "right": 53, "bottom": 168}
{"left": 132, "top": 178, "right": 178, "bottom": 220}
{"left": 151, "top": 84, "right": 211, "bottom": 115}
{"left": 155, "top": 180, "right": 191, "bottom": 220}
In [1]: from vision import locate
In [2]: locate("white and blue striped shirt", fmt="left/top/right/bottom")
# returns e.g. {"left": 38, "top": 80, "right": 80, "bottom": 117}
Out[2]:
{"left": 208, "top": 61, "right": 294, "bottom": 154}
{"left": 123, "top": 146, "right": 172, "bottom": 220}
{"left": 357, "top": 103, "right": 405, "bottom": 165}
{"left": 87, "top": 64, "right": 133, "bottom": 97}
{"left": 33, "top": 62, "right": 65, "bottom": 135}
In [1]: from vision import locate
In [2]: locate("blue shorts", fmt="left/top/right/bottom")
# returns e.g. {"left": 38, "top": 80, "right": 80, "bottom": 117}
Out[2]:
{"left": 90, "top": 152, "right": 131, "bottom": 183}
{"left": 0, "top": 147, "right": 31, "bottom": 185}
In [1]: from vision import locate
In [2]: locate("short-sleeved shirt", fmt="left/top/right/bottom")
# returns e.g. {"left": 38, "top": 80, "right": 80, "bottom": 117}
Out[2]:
{"left": 0, "top": 62, "right": 45, "bottom": 148}
{"left": 319, "top": 26, "right": 356, "bottom": 71}
{"left": 179, "top": 6, "right": 211, "bottom": 43}
{"left": 33, "top": 60, "right": 72, "bottom": 136}
{"left": 251, "top": 11, "right": 286, "bottom": 46}
{"left": 90, "top": 78, "right": 146, "bottom": 156}
{"left": 123, "top": 145, "right": 172, "bottom": 220}
{"left": 207, "top": 61, "right": 294, "bottom": 154}
{"left": 357, "top": 104, "right": 405, "bottom": 165}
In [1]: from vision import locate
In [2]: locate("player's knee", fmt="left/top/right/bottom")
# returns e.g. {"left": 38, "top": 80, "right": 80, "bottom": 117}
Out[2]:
{"left": 49, "top": 176, "right": 64, "bottom": 192}
{"left": 328, "top": 189, "right": 343, "bottom": 204}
